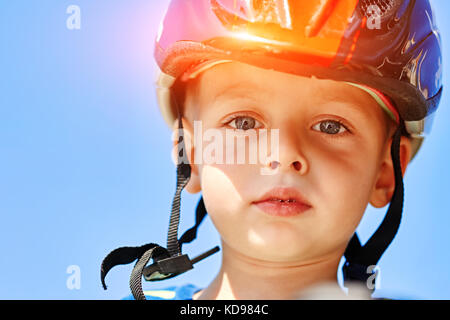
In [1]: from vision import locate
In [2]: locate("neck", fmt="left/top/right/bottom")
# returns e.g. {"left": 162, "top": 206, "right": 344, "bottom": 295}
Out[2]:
{"left": 193, "top": 241, "right": 343, "bottom": 300}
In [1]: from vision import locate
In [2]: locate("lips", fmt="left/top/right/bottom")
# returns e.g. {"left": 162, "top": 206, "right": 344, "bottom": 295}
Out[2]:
{"left": 252, "top": 187, "right": 312, "bottom": 217}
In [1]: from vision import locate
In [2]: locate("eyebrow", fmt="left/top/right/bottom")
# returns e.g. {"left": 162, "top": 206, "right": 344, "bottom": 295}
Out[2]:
{"left": 212, "top": 80, "right": 263, "bottom": 102}
{"left": 209, "top": 79, "right": 378, "bottom": 123}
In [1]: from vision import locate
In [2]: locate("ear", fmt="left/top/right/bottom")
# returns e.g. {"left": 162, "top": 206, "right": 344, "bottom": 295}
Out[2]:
{"left": 369, "top": 135, "right": 412, "bottom": 208}
{"left": 171, "top": 118, "right": 202, "bottom": 194}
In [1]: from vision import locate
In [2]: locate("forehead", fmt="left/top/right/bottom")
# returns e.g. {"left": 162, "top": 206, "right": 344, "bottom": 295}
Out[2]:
{"left": 184, "top": 61, "right": 390, "bottom": 131}
{"left": 188, "top": 62, "right": 367, "bottom": 106}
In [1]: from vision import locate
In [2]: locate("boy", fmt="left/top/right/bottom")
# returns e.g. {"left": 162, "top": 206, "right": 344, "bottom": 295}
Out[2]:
{"left": 101, "top": 0, "right": 443, "bottom": 300}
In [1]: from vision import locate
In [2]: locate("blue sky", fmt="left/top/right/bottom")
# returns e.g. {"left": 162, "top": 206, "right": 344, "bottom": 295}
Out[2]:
{"left": 0, "top": 0, "right": 449, "bottom": 299}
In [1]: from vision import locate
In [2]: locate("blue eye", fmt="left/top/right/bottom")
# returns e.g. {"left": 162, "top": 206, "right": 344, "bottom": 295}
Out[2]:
{"left": 312, "top": 120, "right": 347, "bottom": 134}
{"left": 228, "top": 116, "right": 262, "bottom": 130}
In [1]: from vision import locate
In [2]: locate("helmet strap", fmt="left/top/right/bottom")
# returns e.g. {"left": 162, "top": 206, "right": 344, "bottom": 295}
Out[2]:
{"left": 343, "top": 125, "right": 404, "bottom": 294}
{"left": 166, "top": 112, "right": 192, "bottom": 256}
{"left": 100, "top": 108, "right": 218, "bottom": 300}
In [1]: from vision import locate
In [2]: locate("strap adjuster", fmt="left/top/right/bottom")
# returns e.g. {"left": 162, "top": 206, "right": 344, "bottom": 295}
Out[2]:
{"left": 143, "top": 254, "right": 193, "bottom": 281}
{"left": 143, "top": 246, "right": 220, "bottom": 282}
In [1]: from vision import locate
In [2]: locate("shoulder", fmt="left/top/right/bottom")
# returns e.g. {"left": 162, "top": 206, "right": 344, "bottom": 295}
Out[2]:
{"left": 122, "top": 283, "right": 202, "bottom": 300}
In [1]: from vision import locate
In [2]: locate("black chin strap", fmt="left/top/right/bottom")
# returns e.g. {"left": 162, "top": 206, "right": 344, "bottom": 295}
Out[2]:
{"left": 343, "top": 126, "right": 404, "bottom": 293}
{"left": 166, "top": 116, "right": 192, "bottom": 256}
{"left": 100, "top": 112, "right": 218, "bottom": 300}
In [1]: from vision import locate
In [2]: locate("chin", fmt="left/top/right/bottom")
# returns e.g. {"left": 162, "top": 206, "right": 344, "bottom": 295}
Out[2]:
{"left": 244, "top": 232, "right": 312, "bottom": 262}
{"left": 246, "top": 244, "right": 309, "bottom": 263}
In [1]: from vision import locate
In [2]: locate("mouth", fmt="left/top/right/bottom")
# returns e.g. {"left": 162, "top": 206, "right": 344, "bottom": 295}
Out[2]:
{"left": 252, "top": 187, "right": 312, "bottom": 217}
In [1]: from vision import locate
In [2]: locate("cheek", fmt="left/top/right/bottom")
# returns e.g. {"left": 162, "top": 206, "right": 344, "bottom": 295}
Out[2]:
{"left": 197, "top": 128, "right": 264, "bottom": 249}
{"left": 199, "top": 163, "right": 258, "bottom": 252}
{"left": 308, "top": 143, "right": 381, "bottom": 249}
{"left": 200, "top": 164, "right": 247, "bottom": 214}
{"left": 317, "top": 152, "right": 374, "bottom": 208}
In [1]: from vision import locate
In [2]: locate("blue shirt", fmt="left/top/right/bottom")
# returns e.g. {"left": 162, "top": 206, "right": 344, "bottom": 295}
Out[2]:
{"left": 123, "top": 283, "right": 202, "bottom": 300}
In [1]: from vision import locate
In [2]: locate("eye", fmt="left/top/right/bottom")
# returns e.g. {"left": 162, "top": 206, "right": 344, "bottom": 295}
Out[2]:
{"left": 227, "top": 115, "right": 263, "bottom": 130}
{"left": 312, "top": 120, "right": 348, "bottom": 135}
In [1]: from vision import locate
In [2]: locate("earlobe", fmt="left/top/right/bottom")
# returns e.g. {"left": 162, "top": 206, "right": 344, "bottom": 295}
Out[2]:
{"left": 185, "top": 169, "right": 202, "bottom": 194}
{"left": 369, "top": 136, "right": 412, "bottom": 208}
{"left": 369, "top": 159, "right": 392, "bottom": 208}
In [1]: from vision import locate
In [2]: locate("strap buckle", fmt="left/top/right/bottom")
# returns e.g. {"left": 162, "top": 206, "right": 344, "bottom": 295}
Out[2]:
{"left": 143, "top": 254, "right": 193, "bottom": 281}
{"left": 143, "top": 246, "right": 220, "bottom": 281}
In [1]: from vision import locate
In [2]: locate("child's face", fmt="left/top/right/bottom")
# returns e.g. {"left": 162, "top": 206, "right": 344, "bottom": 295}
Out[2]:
{"left": 180, "top": 61, "right": 399, "bottom": 264}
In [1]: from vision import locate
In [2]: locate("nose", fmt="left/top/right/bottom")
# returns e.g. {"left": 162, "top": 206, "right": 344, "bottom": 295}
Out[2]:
{"left": 264, "top": 129, "right": 308, "bottom": 175}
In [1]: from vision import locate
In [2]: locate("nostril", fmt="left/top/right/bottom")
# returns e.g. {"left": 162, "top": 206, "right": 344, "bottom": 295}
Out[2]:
{"left": 292, "top": 161, "right": 302, "bottom": 171}
{"left": 270, "top": 161, "right": 280, "bottom": 170}
{"left": 267, "top": 160, "right": 304, "bottom": 172}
